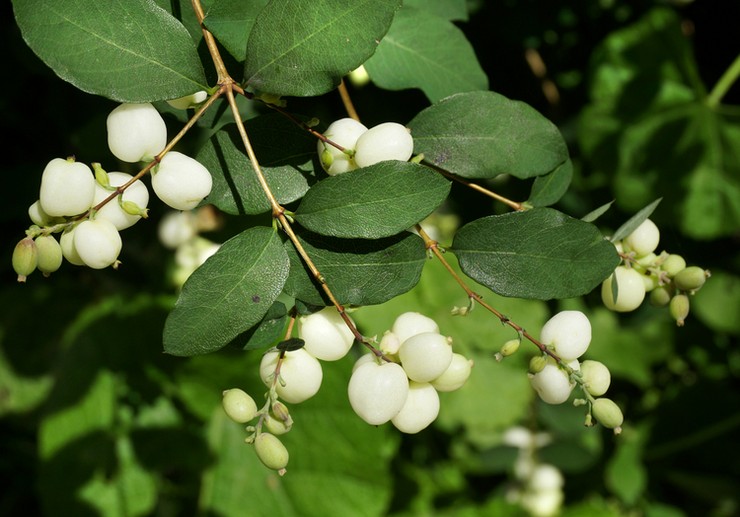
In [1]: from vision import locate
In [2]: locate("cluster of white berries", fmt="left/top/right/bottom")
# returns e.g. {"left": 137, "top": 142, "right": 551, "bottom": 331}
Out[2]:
{"left": 601, "top": 218, "right": 710, "bottom": 326}
{"left": 317, "top": 118, "right": 414, "bottom": 175}
{"left": 503, "top": 427, "right": 564, "bottom": 517}
{"left": 521, "top": 310, "right": 624, "bottom": 433}
{"left": 12, "top": 99, "right": 213, "bottom": 282}
{"left": 349, "top": 312, "right": 473, "bottom": 434}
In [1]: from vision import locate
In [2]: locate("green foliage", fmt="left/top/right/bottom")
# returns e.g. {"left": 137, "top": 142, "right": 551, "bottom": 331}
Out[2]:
{"left": 3, "top": 0, "right": 740, "bottom": 516}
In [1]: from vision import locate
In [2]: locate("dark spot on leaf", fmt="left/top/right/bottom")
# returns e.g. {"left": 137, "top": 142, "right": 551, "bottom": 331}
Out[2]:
{"left": 252, "top": 295, "right": 261, "bottom": 303}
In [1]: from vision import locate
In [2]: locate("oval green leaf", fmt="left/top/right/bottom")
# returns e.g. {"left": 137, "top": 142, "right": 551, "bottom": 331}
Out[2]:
{"left": 163, "top": 227, "right": 289, "bottom": 356}
{"left": 284, "top": 230, "right": 426, "bottom": 306}
{"left": 451, "top": 208, "right": 620, "bottom": 300}
{"left": 199, "top": 114, "right": 318, "bottom": 215}
{"left": 13, "top": 0, "right": 208, "bottom": 103}
{"left": 409, "top": 90, "right": 568, "bottom": 179}
{"left": 244, "top": 0, "right": 401, "bottom": 96}
{"left": 294, "top": 162, "right": 451, "bottom": 239}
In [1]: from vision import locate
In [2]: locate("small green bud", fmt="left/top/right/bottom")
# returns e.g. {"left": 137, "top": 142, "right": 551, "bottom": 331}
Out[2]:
{"left": 660, "top": 254, "right": 686, "bottom": 278}
{"left": 649, "top": 285, "right": 673, "bottom": 307}
{"left": 264, "top": 414, "right": 292, "bottom": 435}
{"left": 93, "top": 163, "right": 111, "bottom": 189}
{"left": 591, "top": 398, "right": 624, "bottom": 431}
{"left": 121, "top": 199, "right": 149, "bottom": 218}
{"left": 13, "top": 237, "right": 38, "bottom": 282}
{"left": 35, "top": 235, "right": 63, "bottom": 276}
{"left": 320, "top": 148, "right": 334, "bottom": 170}
{"left": 529, "top": 355, "right": 548, "bottom": 374}
{"left": 669, "top": 293, "right": 690, "bottom": 327}
{"left": 674, "top": 266, "right": 708, "bottom": 292}
{"left": 500, "top": 339, "right": 521, "bottom": 357}
{"left": 254, "top": 432, "right": 289, "bottom": 473}
{"left": 271, "top": 401, "right": 292, "bottom": 424}
{"left": 635, "top": 252, "right": 657, "bottom": 268}
{"left": 222, "top": 388, "right": 259, "bottom": 424}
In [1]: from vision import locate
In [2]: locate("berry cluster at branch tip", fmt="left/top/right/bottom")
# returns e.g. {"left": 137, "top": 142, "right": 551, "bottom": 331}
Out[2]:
{"left": 13, "top": 101, "right": 214, "bottom": 282}
{"left": 601, "top": 218, "right": 710, "bottom": 325}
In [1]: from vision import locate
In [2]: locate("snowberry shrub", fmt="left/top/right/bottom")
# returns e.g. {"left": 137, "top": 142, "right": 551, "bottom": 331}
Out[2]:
{"left": 317, "top": 117, "right": 368, "bottom": 175}
{"left": 297, "top": 306, "right": 356, "bottom": 361}
{"left": 39, "top": 158, "right": 96, "bottom": 217}
{"left": 259, "top": 348, "right": 323, "bottom": 404}
{"left": 353, "top": 122, "right": 414, "bottom": 168}
{"left": 107, "top": 102, "right": 167, "bottom": 163}
{"left": 151, "top": 151, "right": 213, "bottom": 210}
{"left": 72, "top": 218, "right": 123, "bottom": 269}
{"left": 539, "top": 310, "right": 592, "bottom": 361}
{"left": 348, "top": 359, "right": 409, "bottom": 425}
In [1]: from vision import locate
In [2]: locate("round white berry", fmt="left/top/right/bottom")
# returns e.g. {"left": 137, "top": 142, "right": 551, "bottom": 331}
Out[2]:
{"left": 391, "top": 311, "right": 440, "bottom": 345}
{"left": 348, "top": 359, "right": 409, "bottom": 425}
{"left": 399, "top": 331, "right": 453, "bottom": 383}
{"left": 430, "top": 353, "right": 473, "bottom": 392}
{"left": 297, "top": 307, "right": 355, "bottom": 361}
{"left": 354, "top": 122, "right": 414, "bottom": 168}
{"left": 259, "top": 348, "right": 323, "bottom": 404}
{"left": 391, "top": 381, "right": 440, "bottom": 434}
{"left": 60, "top": 228, "right": 85, "bottom": 266}
{"left": 317, "top": 118, "right": 368, "bottom": 175}
{"left": 529, "top": 464, "right": 564, "bottom": 491}
{"left": 93, "top": 172, "right": 149, "bottom": 230}
{"left": 579, "top": 360, "right": 611, "bottom": 396}
{"left": 39, "top": 158, "right": 96, "bottom": 217}
{"left": 222, "top": 388, "right": 258, "bottom": 423}
{"left": 539, "top": 310, "right": 592, "bottom": 361}
{"left": 379, "top": 331, "right": 402, "bottom": 356}
{"left": 601, "top": 266, "right": 646, "bottom": 312}
{"left": 151, "top": 152, "right": 213, "bottom": 211}
{"left": 624, "top": 218, "right": 660, "bottom": 257}
{"left": 529, "top": 360, "right": 575, "bottom": 404}
{"left": 158, "top": 210, "right": 198, "bottom": 249}
{"left": 73, "top": 218, "right": 123, "bottom": 269}
{"left": 167, "top": 90, "right": 208, "bottom": 110}
{"left": 107, "top": 102, "right": 167, "bottom": 163}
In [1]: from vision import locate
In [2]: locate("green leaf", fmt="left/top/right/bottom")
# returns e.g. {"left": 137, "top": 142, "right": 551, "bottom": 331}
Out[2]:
{"left": 294, "top": 162, "right": 451, "bottom": 239}
{"left": 403, "top": 0, "right": 468, "bottom": 21}
{"left": 204, "top": 0, "right": 269, "bottom": 62}
{"left": 451, "top": 208, "right": 620, "bottom": 300}
{"left": 13, "top": 0, "right": 208, "bottom": 103}
{"left": 410, "top": 91, "right": 568, "bottom": 179}
{"left": 163, "top": 227, "right": 289, "bottom": 356}
{"left": 363, "top": 6, "right": 487, "bottom": 103}
{"left": 283, "top": 230, "right": 427, "bottom": 306}
{"left": 244, "top": 0, "right": 401, "bottom": 97}
{"left": 605, "top": 429, "right": 648, "bottom": 505}
{"left": 692, "top": 270, "right": 740, "bottom": 334}
{"left": 581, "top": 200, "right": 615, "bottom": 223}
{"left": 199, "top": 113, "right": 318, "bottom": 215}
{"left": 611, "top": 197, "right": 662, "bottom": 243}
{"left": 240, "top": 301, "right": 289, "bottom": 351}
{"left": 527, "top": 158, "right": 574, "bottom": 207}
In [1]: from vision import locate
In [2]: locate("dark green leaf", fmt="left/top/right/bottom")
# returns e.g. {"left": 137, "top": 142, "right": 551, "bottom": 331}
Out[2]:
{"left": 204, "top": 0, "right": 269, "bottom": 62}
{"left": 199, "top": 113, "right": 318, "bottom": 215}
{"left": 238, "top": 301, "right": 289, "bottom": 351}
{"left": 284, "top": 230, "right": 427, "bottom": 306}
{"left": 410, "top": 91, "right": 568, "bottom": 179}
{"left": 403, "top": 0, "right": 467, "bottom": 21}
{"left": 294, "top": 162, "right": 451, "bottom": 239}
{"left": 451, "top": 208, "right": 620, "bottom": 300}
{"left": 13, "top": 0, "right": 207, "bottom": 103}
{"left": 163, "top": 227, "right": 289, "bottom": 356}
{"left": 527, "top": 158, "right": 574, "bottom": 207}
{"left": 244, "top": 0, "right": 401, "bottom": 97}
{"left": 364, "top": 6, "right": 487, "bottom": 103}
{"left": 582, "top": 200, "right": 615, "bottom": 223}
{"left": 610, "top": 198, "right": 662, "bottom": 243}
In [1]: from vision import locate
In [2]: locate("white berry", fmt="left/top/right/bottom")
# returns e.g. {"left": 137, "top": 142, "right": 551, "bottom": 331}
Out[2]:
{"left": 348, "top": 359, "right": 409, "bottom": 425}
{"left": 624, "top": 218, "right": 660, "bottom": 257}
{"left": 297, "top": 307, "right": 355, "bottom": 361}
{"left": 259, "top": 348, "right": 323, "bottom": 404}
{"left": 579, "top": 360, "right": 611, "bottom": 396}
{"left": 167, "top": 90, "right": 208, "bottom": 110}
{"left": 60, "top": 228, "right": 85, "bottom": 266}
{"left": 391, "top": 381, "right": 440, "bottom": 434}
{"left": 107, "top": 102, "right": 167, "bottom": 163}
{"left": 158, "top": 210, "right": 198, "bottom": 249}
{"left": 431, "top": 353, "right": 473, "bottom": 392}
{"left": 353, "top": 122, "right": 414, "bottom": 168}
{"left": 399, "top": 331, "right": 453, "bottom": 383}
{"left": 94, "top": 172, "right": 149, "bottom": 230}
{"left": 539, "top": 310, "right": 592, "bottom": 361}
{"left": 151, "top": 152, "right": 213, "bottom": 211}
{"left": 391, "top": 311, "right": 440, "bottom": 345}
{"left": 317, "top": 118, "right": 368, "bottom": 175}
{"left": 601, "top": 266, "right": 646, "bottom": 312}
{"left": 73, "top": 218, "right": 123, "bottom": 269}
{"left": 529, "top": 359, "right": 575, "bottom": 404}
{"left": 39, "top": 158, "right": 96, "bottom": 217}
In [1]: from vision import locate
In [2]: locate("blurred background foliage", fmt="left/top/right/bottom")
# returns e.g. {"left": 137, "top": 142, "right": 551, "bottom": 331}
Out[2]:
{"left": 1, "top": 1, "right": 739, "bottom": 516}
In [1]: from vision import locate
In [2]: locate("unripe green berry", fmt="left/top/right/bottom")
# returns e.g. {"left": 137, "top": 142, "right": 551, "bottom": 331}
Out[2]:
{"left": 500, "top": 339, "right": 521, "bottom": 357}
{"left": 673, "top": 266, "right": 708, "bottom": 292}
{"left": 13, "top": 237, "right": 38, "bottom": 282}
{"left": 529, "top": 355, "right": 548, "bottom": 374}
{"left": 669, "top": 294, "right": 690, "bottom": 327}
{"left": 591, "top": 398, "right": 624, "bottom": 430}
{"left": 264, "top": 414, "right": 292, "bottom": 435}
{"left": 661, "top": 254, "right": 686, "bottom": 278}
{"left": 254, "top": 432, "right": 289, "bottom": 473}
{"left": 649, "top": 286, "right": 673, "bottom": 307}
{"left": 222, "top": 388, "right": 258, "bottom": 423}
{"left": 579, "top": 360, "right": 611, "bottom": 396}
{"left": 35, "top": 235, "right": 63, "bottom": 276}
